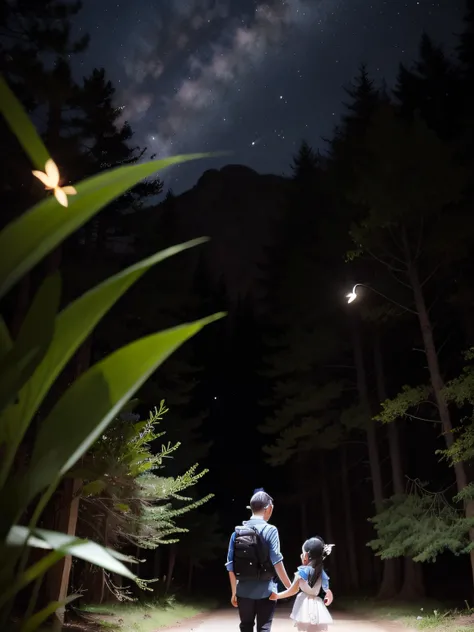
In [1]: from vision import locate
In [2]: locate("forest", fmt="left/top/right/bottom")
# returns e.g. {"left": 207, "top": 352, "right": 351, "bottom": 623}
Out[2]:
{"left": 2, "top": 0, "right": 474, "bottom": 631}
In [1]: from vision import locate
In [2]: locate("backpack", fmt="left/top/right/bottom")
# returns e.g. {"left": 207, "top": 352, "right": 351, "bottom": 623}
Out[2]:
{"left": 233, "top": 524, "right": 275, "bottom": 581}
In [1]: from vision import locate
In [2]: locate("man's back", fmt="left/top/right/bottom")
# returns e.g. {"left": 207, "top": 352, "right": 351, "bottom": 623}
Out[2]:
{"left": 226, "top": 490, "right": 291, "bottom": 632}
{"left": 226, "top": 517, "right": 283, "bottom": 599}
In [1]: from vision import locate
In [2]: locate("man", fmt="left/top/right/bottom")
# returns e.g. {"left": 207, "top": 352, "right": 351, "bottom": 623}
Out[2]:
{"left": 226, "top": 489, "right": 292, "bottom": 632}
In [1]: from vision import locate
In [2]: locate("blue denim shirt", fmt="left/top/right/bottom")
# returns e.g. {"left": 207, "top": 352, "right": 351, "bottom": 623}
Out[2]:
{"left": 226, "top": 517, "right": 283, "bottom": 599}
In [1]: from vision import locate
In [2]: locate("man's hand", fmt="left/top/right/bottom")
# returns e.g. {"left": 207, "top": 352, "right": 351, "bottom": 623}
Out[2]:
{"left": 324, "top": 589, "right": 334, "bottom": 606}
{"left": 269, "top": 592, "right": 278, "bottom": 601}
{"left": 231, "top": 593, "right": 238, "bottom": 608}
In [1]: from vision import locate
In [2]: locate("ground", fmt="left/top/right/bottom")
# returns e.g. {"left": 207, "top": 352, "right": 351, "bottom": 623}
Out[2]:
{"left": 158, "top": 606, "right": 415, "bottom": 631}
{"left": 336, "top": 599, "right": 474, "bottom": 632}
{"left": 74, "top": 599, "right": 210, "bottom": 632}
{"left": 75, "top": 599, "right": 474, "bottom": 631}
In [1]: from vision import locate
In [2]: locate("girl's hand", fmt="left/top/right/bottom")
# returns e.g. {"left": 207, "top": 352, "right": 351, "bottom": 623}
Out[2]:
{"left": 324, "top": 589, "right": 334, "bottom": 606}
{"left": 269, "top": 592, "right": 278, "bottom": 601}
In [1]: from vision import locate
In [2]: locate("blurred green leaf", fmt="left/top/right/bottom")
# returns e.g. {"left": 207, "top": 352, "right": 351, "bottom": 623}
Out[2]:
{"left": 0, "top": 156, "right": 211, "bottom": 300}
{"left": 23, "top": 313, "right": 224, "bottom": 505}
{"left": 7, "top": 526, "right": 136, "bottom": 573}
{"left": 0, "top": 274, "right": 60, "bottom": 420}
{"left": 0, "top": 75, "right": 50, "bottom": 170}
{"left": 20, "top": 594, "right": 80, "bottom": 632}
{"left": 0, "top": 239, "right": 208, "bottom": 480}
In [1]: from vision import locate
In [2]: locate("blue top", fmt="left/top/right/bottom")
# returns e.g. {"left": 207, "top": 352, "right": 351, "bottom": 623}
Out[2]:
{"left": 226, "top": 517, "right": 283, "bottom": 599}
{"left": 296, "top": 565, "right": 330, "bottom": 592}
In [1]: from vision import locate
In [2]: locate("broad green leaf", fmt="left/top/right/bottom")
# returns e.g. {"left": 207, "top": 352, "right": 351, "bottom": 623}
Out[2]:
{"left": 0, "top": 273, "right": 60, "bottom": 378}
{"left": 0, "top": 155, "right": 212, "bottom": 300}
{"left": 0, "top": 274, "right": 60, "bottom": 419}
{"left": 7, "top": 525, "right": 135, "bottom": 565}
{"left": 26, "top": 313, "right": 225, "bottom": 503}
{"left": 0, "top": 75, "right": 50, "bottom": 170}
{"left": 1, "top": 239, "right": 207, "bottom": 458}
{"left": 20, "top": 594, "right": 80, "bottom": 632}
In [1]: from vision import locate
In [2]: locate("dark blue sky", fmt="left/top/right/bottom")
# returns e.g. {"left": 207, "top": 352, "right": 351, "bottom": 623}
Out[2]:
{"left": 74, "top": 0, "right": 465, "bottom": 192}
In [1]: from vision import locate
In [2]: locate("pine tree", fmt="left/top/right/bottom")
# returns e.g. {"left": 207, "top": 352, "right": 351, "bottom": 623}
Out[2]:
{"left": 458, "top": 0, "right": 474, "bottom": 73}
{"left": 290, "top": 140, "right": 320, "bottom": 179}
{"left": 73, "top": 405, "right": 213, "bottom": 602}
{"left": 327, "top": 64, "right": 384, "bottom": 214}
{"left": 70, "top": 67, "right": 163, "bottom": 252}
{"left": 394, "top": 33, "right": 460, "bottom": 140}
{"left": 348, "top": 100, "right": 474, "bottom": 587}
{"left": 259, "top": 135, "right": 373, "bottom": 590}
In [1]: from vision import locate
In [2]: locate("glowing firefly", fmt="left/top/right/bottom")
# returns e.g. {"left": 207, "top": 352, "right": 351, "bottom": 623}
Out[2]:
{"left": 346, "top": 286, "right": 358, "bottom": 303}
{"left": 33, "top": 159, "right": 77, "bottom": 207}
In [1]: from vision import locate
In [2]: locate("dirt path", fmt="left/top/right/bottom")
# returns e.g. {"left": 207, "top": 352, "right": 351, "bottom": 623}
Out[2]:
{"left": 160, "top": 606, "right": 414, "bottom": 631}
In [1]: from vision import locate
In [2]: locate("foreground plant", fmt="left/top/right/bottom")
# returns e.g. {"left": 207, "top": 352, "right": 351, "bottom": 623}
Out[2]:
{"left": 0, "top": 75, "right": 224, "bottom": 631}
{"left": 75, "top": 403, "right": 214, "bottom": 601}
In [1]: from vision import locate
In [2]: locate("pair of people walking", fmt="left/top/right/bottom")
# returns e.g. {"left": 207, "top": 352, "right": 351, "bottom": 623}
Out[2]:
{"left": 226, "top": 489, "right": 334, "bottom": 631}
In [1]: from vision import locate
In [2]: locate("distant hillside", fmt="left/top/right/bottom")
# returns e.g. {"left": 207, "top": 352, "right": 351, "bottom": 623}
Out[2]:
{"left": 162, "top": 164, "right": 293, "bottom": 310}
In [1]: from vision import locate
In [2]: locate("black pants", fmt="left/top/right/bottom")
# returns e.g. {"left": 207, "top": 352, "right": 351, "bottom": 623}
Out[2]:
{"left": 237, "top": 596, "right": 276, "bottom": 632}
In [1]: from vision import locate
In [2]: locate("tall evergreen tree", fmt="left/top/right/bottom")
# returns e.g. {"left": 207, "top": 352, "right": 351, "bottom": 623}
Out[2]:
{"left": 348, "top": 101, "right": 474, "bottom": 586}
{"left": 394, "top": 33, "right": 461, "bottom": 140}
{"left": 70, "top": 67, "right": 163, "bottom": 253}
{"left": 458, "top": 0, "right": 474, "bottom": 73}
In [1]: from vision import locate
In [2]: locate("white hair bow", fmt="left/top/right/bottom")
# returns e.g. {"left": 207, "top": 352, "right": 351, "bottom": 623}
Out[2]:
{"left": 323, "top": 544, "right": 335, "bottom": 557}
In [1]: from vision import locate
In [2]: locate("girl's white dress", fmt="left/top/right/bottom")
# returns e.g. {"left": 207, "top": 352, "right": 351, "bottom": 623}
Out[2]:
{"left": 290, "top": 566, "right": 333, "bottom": 631}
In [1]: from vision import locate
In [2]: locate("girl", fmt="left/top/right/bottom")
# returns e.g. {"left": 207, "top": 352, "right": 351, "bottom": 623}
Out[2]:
{"left": 270, "top": 536, "right": 334, "bottom": 631}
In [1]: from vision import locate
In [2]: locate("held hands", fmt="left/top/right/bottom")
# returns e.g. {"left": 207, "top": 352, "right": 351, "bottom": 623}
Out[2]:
{"left": 324, "top": 589, "right": 334, "bottom": 606}
{"left": 231, "top": 593, "right": 238, "bottom": 608}
{"left": 269, "top": 592, "right": 278, "bottom": 601}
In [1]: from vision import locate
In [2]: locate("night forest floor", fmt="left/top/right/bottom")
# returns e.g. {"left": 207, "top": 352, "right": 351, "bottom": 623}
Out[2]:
{"left": 336, "top": 598, "right": 474, "bottom": 632}
{"left": 155, "top": 606, "right": 474, "bottom": 632}
{"left": 144, "top": 607, "right": 422, "bottom": 632}
{"left": 58, "top": 601, "right": 474, "bottom": 631}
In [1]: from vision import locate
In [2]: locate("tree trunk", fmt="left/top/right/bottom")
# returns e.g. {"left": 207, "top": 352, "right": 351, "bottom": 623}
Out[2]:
{"left": 373, "top": 329, "right": 425, "bottom": 598}
{"left": 408, "top": 262, "right": 474, "bottom": 586}
{"left": 319, "top": 455, "right": 337, "bottom": 585}
{"left": 341, "top": 445, "right": 359, "bottom": 590}
{"left": 44, "top": 478, "right": 82, "bottom": 617}
{"left": 373, "top": 330, "right": 405, "bottom": 598}
{"left": 165, "top": 546, "right": 176, "bottom": 594}
{"left": 320, "top": 457, "right": 333, "bottom": 542}
{"left": 99, "top": 514, "right": 109, "bottom": 605}
{"left": 399, "top": 558, "right": 425, "bottom": 601}
{"left": 45, "top": 339, "right": 92, "bottom": 621}
{"left": 352, "top": 319, "right": 385, "bottom": 588}
{"left": 154, "top": 548, "right": 162, "bottom": 582}
{"left": 187, "top": 558, "right": 194, "bottom": 593}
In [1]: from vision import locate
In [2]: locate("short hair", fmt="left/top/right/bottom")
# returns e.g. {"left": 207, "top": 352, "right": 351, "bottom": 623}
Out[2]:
{"left": 249, "top": 489, "right": 274, "bottom": 512}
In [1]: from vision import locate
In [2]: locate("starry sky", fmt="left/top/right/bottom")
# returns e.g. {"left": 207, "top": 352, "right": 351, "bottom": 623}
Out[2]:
{"left": 74, "top": 0, "right": 465, "bottom": 193}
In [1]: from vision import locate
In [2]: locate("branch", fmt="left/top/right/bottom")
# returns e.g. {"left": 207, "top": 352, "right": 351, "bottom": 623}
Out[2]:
{"left": 366, "top": 246, "right": 406, "bottom": 274}
{"left": 421, "top": 261, "right": 442, "bottom": 288}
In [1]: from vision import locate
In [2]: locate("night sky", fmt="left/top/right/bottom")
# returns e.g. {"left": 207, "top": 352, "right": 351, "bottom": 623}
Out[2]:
{"left": 74, "top": 0, "right": 464, "bottom": 192}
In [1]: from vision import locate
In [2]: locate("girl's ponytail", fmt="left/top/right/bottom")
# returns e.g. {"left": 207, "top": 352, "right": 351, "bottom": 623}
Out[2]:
{"left": 303, "top": 537, "right": 324, "bottom": 588}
